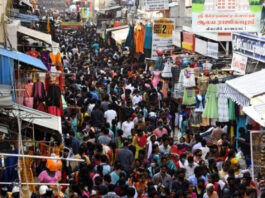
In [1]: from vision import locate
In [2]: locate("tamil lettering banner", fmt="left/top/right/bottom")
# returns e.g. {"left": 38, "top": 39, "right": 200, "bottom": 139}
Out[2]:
{"left": 231, "top": 53, "right": 248, "bottom": 74}
{"left": 195, "top": 37, "right": 207, "bottom": 55}
{"left": 172, "top": 30, "right": 181, "bottom": 48}
{"left": 146, "top": 0, "right": 169, "bottom": 11}
{"left": 192, "top": 0, "right": 262, "bottom": 32}
{"left": 151, "top": 18, "right": 175, "bottom": 60}
{"left": 207, "top": 42, "right": 218, "bottom": 59}
{"left": 233, "top": 33, "right": 265, "bottom": 63}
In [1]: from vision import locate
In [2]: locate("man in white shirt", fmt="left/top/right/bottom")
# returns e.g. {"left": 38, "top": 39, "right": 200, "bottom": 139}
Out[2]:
{"left": 184, "top": 156, "right": 198, "bottom": 179}
{"left": 104, "top": 105, "right": 117, "bottom": 125}
{"left": 121, "top": 117, "right": 134, "bottom": 138}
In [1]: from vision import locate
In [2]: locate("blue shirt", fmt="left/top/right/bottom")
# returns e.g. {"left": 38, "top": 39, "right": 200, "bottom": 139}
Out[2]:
{"left": 110, "top": 171, "right": 120, "bottom": 185}
{"left": 188, "top": 175, "right": 207, "bottom": 187}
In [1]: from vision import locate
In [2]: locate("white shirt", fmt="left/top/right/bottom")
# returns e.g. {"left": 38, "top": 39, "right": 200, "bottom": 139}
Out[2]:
{"left": 201, "top": 146, "right": 210, "bottom": 160}
{"left": 159, "top": 144, "right": 171, "bottom": 154}
{"left": 88, "top": 104, "right": 95, "bottom": 115}
{"left": 104, "top": 109, "right": 117, "bottom": 125}
{"left": 121, "top": 121, "right": 134, "bottom": 138}
{"left": 184, "top": 162, "right": 199, "bottom": 179}
{"left": 132, "top": 95, "right": 142, "bottom": 106}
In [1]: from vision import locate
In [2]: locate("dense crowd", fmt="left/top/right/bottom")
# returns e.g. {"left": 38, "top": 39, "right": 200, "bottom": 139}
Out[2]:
{"left": 18, "top": 23, "right": 263, "bottom": 198}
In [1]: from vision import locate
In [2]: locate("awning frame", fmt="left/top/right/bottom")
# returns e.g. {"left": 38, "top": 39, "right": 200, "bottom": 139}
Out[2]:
{"left": 18, "top": 26, "right": 52, "bottom": 45}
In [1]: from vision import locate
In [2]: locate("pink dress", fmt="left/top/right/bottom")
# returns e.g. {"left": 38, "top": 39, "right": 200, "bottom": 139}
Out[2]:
{"left": 152, "top": 71, "right": 161, "bottom": 88}
{"left": 38, "top": 170, "right": 61, "bottom": 183}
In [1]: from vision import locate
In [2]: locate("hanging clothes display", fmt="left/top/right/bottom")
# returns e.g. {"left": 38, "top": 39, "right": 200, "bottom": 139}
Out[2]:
{"left": 40, "top": 51, "right": 51, "bottom": 71}
{"left": 32, "top": 81, "right": 46, "bottom": 109}
{"left": 49, "top": 52, "right": 63, "bottom": 71}
{"left": 197, "top": 76, "right": 209, "bottom": 95}
{"left": 154, "top": 57, "right": 164, "bottom": 71}
{"left": 171, "top": 66, "right": 181, "bottom": 84}
{"left": 144, "top": 23, "right": 152, "bottom": 50}
{"left": 217, "top": 84, "right": 229, "bottom": 122}
{"left": 228, "top": 99, "right": 236, "bottom": 121}
{"left": 134, "top": 24, "right": 145, "bottom": 53}
{"left": 162, "top": 61, "right": 172, "bottom": 78}
{"left": 125, "top": 24, "right": 134, "bottom": 47}
{"left": 46, "top": 84, "right": 62, "bottom": 116}
{"left": 202, "top": 84, "right": 218, "bottom": 119}
{"left": 24, "top": 82, "right": 34, "bottom": 108}
{"left": 152, "top": 71, "right": 161, "bottom": 88}
{"left": 195, "top": 94, "right": 205, "bottom": 112}
{"left": 181, "top": 68, "right": 196, "bottom": 88}
{"left": 27, "top": 48, "right": 39, "bottom": 58}
{"left": 182, "top": 88, "right": 196, "bottom": 105}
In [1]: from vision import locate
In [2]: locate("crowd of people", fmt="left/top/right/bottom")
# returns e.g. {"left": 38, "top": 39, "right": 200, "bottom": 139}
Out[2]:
{"left": 14, "top": 20, "right": 263, "bottom": 198}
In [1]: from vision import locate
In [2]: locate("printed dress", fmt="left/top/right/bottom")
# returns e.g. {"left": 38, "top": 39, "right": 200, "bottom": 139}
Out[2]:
{"left": 202, "top": 84, "right": 218, "bottom": 119}
{"left": 217, "top": 84, "right": 229, "bottom": 122}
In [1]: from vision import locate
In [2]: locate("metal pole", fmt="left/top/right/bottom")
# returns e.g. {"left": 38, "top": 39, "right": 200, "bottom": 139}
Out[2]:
{"left": 0, "top": 153, "right": 85, "bottom": 162}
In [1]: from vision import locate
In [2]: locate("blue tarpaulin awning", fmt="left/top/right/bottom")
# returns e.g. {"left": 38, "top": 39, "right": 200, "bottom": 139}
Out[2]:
{"left": 0, "top": 47, "right": 47, "bottom": 71}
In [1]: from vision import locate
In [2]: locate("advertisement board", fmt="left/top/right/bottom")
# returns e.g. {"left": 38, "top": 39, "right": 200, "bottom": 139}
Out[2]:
{"left": 192, "top": 0, "right": 262, "bottom": 32}
{"left": 195, "top": 37, "right": 207, "bottom": 56}
{"left": 172, "top": 30, "right": 181, "bottom": 48}
{"left": 151, "top": 18, "right": 175, "bottom": 60}
{"left": 207, "top": 41, "right": 218, "bottom": 59}
{"left": 233, "top": 33, "right": 265, "bottom": 63}
{"left": 231, "top": 53, "right": 248, "bottom": 74}
{"left": 146, "top": 0, "right": 169, "bottom": 11}
{"left": 182, "top": 32, "right": 195, "bottom": 51}
{"left": 61, "top": 22, "right": 82, "bottom": 29}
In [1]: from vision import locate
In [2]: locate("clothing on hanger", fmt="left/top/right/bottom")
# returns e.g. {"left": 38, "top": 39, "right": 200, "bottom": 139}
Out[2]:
{"left": 202, "top": 84, "right": 218, "bottom": 119}
{"left": 195, "top": 94, "right": 205, "bottom": 112}
{"left": 134, "top": 24, "right": 145, "bottom": 53}
{"left": 144, "top": 23, "right": 152, "bottom": 50}
{"left": 217, "top": 83, "right": 229, "bottom": 122}
{"left": 41, "top": 51, "right": 51, "bottom": 71}
{"left": 162, "top": 61, "right": 173, "bottom": 78}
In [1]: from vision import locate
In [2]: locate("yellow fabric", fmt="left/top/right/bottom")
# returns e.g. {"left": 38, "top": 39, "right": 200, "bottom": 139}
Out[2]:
{"left": 47, "top": 18, "right": 51, "bottom": 33}
{"left": 19, "top": 157, "right": 35, "bottom": 193}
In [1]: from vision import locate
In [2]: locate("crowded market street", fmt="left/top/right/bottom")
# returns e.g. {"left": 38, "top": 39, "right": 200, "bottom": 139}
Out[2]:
{"left": 0, "top": 0, "right": 265, "bottom": 197}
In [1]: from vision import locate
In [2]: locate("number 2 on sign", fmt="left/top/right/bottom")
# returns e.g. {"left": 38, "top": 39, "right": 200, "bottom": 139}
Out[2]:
{"left": 162, "top": 25, "right": 167, "bottom": 34}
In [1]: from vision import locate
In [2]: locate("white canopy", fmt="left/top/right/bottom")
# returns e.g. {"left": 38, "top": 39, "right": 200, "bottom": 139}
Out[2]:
{"left": 18, "top": 26, "right": 53, "bottom": 45}
{"left": 225, "top": 69, "right": 265, "bottom": 106}
{"left": 243, "top": 104, "right": 265, "bottom": 127}
{"left": 111, "top": 27, "right": 129, "bottom": 45}
{"left": 0, "top": 85, "right": 12, "bottom": 107}
{"left": 9, "top": 104, "right": 62, "bottom": 134}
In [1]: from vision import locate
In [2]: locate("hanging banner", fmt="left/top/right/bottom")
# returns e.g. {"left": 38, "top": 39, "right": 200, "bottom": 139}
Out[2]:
{"left": 250, "top": 131, "right": 265, "bottom": 182}
{"left": 182, "top": 32, "right": 195, "bottom": 52}
{"left": 145, "top": 0, "right": 169, "bottom": 11}
{"left": 151, "top": 18, "right": 175, "bottom": 60}
{"left": 207, "top": 41, "right": 218, "bottom": 59}
{"left": 195, "top": 37, "right": 207, "bottom": 56}
{"left": 192, "top": 0, "right": 262, "bottom": 32}
{"left": 172, "top": 30, "right": 181, "bottom": 48}
{"left": 233, "top": 33, "right": 265, "bottom": 63}
{"left": 231, "top": 53, "right": 248, "bottom": 74}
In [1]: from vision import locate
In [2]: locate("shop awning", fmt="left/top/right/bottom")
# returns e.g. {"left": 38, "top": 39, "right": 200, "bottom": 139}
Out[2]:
{"left": 0, "top": 85, "right": 13, "bottom": 107}
{"left": 111, "top": 27, "right": 129, "bottom": 45}
{"left": 225, "top": 69, "right": 265, "bottom": 106}
{"left": 243, "top": 104, "right": 265, "bottom": 127}
{"left": 9, "top": 104, "right": 62, "bottom": 134}
{"left": 0, "top": 47, "right": 47, "bottom": 71}
{"left": 18, "top": 26, "right": 52, "bottom": 45}
{"left": 19, "top": 0, "right": 33, "bottom": 8}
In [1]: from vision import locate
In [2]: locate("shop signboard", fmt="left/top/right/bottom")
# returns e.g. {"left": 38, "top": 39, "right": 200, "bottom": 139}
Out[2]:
{"left": 151, "top": 18, "right": 175, "bottom": 60}
{"left": 146, "top": 0, "right": 169, "bottom": 11}
{"left": 231, "top": 53, "right": 248, "bottom": 74}
{"left": 172, "top": 30, "right": 181, "bottom": 48}
{"left": 195, "top": 37, "right": 207, "bottom": 56}
{"left": 233, "top": 33, "right": 265, "bottom": 63}
{"left": 182, "top": 32, "right": 195, "bottom": 52}
{"left": 207, "top": 41, "right": 218, "bottom": 59}
{"left": 61, "top": 21, "right": 82, "bottom": 29}
{"left": 250, "top": 131, "right": 265, "bottom": 182}
{"left": 192, "top": 0, "right": 262, "bottom": 32}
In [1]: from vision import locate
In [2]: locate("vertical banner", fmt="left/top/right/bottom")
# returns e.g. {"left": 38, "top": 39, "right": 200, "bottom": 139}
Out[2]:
{"left": 192, "top": 0, "right": 262, "bottom": 32}
{"left": 172, "top": 30, "right": 181, "bottom": 48}
{"left": 195, "top": 37, "right": 207, "bottom": 56}
{"left": 207, "top": 41, "right": 218, "bottom": 59}
{"left": 250, "top": 131, "right": 265, "bottom": 182}
{"left": 145, "top": 0, "right": 169, "bottom": 11}
{"left": 231, "top": 53, "right": 248, "bottom": 74}
{"left": 182, "top": 32, "right": 195, "bottom": 52}
{"left": 151, "top": 18, "right": 175, "bottom": 60}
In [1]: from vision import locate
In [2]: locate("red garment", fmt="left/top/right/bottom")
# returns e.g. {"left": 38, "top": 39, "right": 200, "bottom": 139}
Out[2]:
{"left": 136, "top": 134, "right": 147, "bottom": 147}
{"left": 27, "top": 50, "right": 39, "bottom": 58}
{"left": 48, "top": 106, "right": 61, "bottom": 116}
